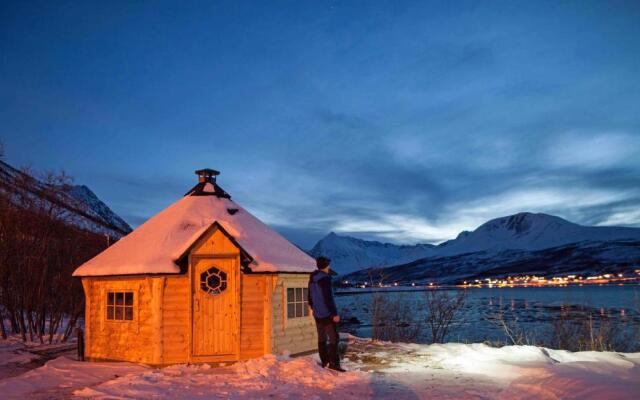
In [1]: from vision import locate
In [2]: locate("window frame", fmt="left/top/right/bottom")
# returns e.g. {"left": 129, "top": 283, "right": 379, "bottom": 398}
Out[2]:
{"left": 286, "top": 287, "right": 309, "bottom": 319}
{"left": 105, "top": 290, "right": 135, "bottom": 322}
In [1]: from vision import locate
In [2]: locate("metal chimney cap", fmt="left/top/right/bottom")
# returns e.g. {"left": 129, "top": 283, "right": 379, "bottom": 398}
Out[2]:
{"left": 195, "top": 168, "right": 220, "bottom": 177}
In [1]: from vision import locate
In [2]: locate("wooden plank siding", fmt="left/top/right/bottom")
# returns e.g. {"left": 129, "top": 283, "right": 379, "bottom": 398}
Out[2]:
{"left": 239, "top": 274, "right": 268, "bottom": 359}
{"left": 83, "top": 276, "right": 156, "bottom": 364}
{"left": 161, "top": 275, "right": 189, "bottom": 364}
{"left": 270, "top": 274, "right": 316, "bottom": 356}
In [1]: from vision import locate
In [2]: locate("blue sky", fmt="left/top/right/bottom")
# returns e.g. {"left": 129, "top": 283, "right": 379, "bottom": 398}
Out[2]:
{"left": 2, "top": 1, "right": 639, "bottom": 248}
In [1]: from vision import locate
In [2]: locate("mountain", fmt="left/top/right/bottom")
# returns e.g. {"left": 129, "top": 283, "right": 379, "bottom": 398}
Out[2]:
{"left": 436, "top": 213, "right": 640, "bottom": 255}
{"left": 312, "top": 212, "right": 640, "bottom": 278}
{"left": 309, "top": 232, "right": 436, "bottom": 275}
{"left": 342, "top": 239, "right": 640, "bottom": 284}
{"left": 0, "top": 160, "right": 132, "bottom": 237}
{"left": 67, "top": 185, "right": 131, "bottom": 235}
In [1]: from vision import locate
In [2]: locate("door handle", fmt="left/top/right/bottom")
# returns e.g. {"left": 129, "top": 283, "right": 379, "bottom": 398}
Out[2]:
{"left": 195, "top": 298, "right": 200, "bottom": 312}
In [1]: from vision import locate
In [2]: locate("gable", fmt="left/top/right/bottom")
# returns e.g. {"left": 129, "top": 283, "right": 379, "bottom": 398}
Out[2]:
{"left": 191, "top": 224, "right": 241, "bottom": 256}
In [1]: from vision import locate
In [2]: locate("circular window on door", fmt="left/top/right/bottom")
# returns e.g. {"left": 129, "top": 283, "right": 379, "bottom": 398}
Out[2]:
{"left": 200, "top": 267, "right": 228, "bottom": 295}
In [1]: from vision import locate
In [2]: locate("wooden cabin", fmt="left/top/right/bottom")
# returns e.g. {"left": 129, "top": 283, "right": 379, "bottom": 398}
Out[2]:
{"left": 73, "top": 169, "right": 318, "bottom": 366}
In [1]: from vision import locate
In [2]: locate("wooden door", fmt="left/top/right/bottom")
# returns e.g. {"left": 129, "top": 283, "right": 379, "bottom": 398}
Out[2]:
{"left": 192, "top": 257, "right": 238, "bottom": 357}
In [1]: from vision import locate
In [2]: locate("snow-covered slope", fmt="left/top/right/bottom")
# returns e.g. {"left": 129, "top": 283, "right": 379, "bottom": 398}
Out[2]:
{"left": 436, "top": 212, "right": 640, "bottom": 255}
{"left": 0, "top": 160, "right": 131, "bottom": 237}
{"left": 309, "top": 232, "right": 435, "bottom": 275}
{"left": 67, "top": 185, "right": 132, "bottom": 235}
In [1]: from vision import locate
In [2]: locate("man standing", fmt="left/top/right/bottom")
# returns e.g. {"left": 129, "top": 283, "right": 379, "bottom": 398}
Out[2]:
{"left": 308, "top": 256, "right": 345, "bottom": 372}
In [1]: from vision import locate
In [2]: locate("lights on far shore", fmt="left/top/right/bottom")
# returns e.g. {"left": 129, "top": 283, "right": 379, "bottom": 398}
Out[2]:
{"left": 342, "top": 267, "right": 640, "bottom": 289}
{"left": 455, "top": 271, "right": 638, "bottom": 288}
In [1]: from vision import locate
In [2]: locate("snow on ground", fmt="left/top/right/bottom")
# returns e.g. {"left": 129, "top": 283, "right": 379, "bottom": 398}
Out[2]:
{"left": 0, "top": 337, "right": 42, "bottom": 367}
{"left": 1, "top": 336, "right": 639, "bottom": 399}
{"left": 76, "top": 355, "right": 370, "bottom": 399}
{"left": 345, "top": 337, "right": 640, "bottom": 399}
{"left": 0, "top": 335, "right": 81, "bottom": 380}
{"left": 0, "top": 356, "right": 148, "bottom": 399}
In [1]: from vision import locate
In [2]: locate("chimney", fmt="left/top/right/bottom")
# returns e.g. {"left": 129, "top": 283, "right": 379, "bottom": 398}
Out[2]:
{"left": 185, "top": 168, "right": 230, "bottom": 198}
{"left": 195, "top": 168, "right": 220, "bottom": 183}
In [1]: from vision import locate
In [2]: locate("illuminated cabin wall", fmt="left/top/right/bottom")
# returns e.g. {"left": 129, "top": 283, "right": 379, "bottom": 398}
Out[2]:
{"left": 82, "top": 226, "right": 315, "bottom": 365}
{"left": 270, "top": 274, "right": 317, "bottom": 356}
{"left": 82, "top": 275, "right": 158, "bottom": 364}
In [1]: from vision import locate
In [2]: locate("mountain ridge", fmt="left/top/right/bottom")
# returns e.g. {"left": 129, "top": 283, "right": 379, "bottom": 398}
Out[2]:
{"left": 310, "top": 212, "right": 640, "bottom": 275}
{"left": 0, "top": 159, "right": 132, "bottom": 237}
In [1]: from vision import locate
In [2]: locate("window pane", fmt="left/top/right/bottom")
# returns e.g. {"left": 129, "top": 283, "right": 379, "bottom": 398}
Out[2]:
{"left": 107, "top": 292, "right": 114, "bottom": 305}
{"left": 304, "top": 304, "right": 309, "bottom": 316}
{"left": 107, "top": 305, "right": 114, "bottom": 320}
{"left": 295, "top": 302, "right": 303, "bottom": 318}
{"left": 124, "top": 307, "right": 133, "bottom": 320}
{"left": 114, "top": 307, "right": 123, "bottom": 320}
{"left": 287, "top": 303, "right": 295, "bottom": 318}
{"left": 287, "top": 288, "right": 294, "bottom": 303}
{"left": 295, "top": 288, "right": 302, "bottom": 302}
{"left": 125, "top": 292, "right": 133, "bottom": 306}
{"left": 115, "top": 292, "right": 124, "bottom": 306}
{"left": 303, "top": 288, "right": 308, "bottom": 302}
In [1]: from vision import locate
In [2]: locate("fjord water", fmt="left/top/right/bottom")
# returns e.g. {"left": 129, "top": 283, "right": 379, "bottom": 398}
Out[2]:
{"left": 336, "top": 285, "right": 640, "bottom": 350}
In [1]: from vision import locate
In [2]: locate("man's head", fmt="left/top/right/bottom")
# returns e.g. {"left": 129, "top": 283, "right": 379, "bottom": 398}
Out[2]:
{"left": 316, "top": 256, "right": 331, "bottom": 271}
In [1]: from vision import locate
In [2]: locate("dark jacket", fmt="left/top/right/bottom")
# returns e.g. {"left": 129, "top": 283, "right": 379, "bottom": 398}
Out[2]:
{"left": 308, "top": 270, "right": 337, "bottom": 319}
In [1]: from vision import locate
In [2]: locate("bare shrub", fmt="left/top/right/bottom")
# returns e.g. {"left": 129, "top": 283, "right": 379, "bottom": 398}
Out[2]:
{"left": 490, "top": 305, "right": 637, "bottom": 352}
{"left": 424, "top": 289, "right": 467, "bottom": 344}
{"left": 371, "top": 293, "right": 422, "bottom": 343}
{"left": 550, "top": 310, "right": 634, "bottom": 352}
{"left": 487, "top": 310, "right": 539, "bottom": 346}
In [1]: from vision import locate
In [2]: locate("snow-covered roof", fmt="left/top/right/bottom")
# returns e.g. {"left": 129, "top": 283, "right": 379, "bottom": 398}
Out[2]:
{"left": 73, "top": 180, "right": 316, "bottom": 276}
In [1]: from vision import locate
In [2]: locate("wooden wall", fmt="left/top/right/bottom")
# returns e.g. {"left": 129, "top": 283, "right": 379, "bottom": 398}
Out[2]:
{"left": 161, "top": 275, "right": 189, "bottom": 364}
{"left": 270, "top": 274, "right": 316, "bottom": 356}
{"left": 239, "top": 274, "right": 269, "bottom": 359}
{"left": 83, "top": 275, "right": 157, "bottom": 364}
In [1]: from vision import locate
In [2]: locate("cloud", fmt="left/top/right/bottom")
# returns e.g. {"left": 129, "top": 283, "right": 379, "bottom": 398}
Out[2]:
{"left": 545, "top": 132, "right": 640, "bottom": 169}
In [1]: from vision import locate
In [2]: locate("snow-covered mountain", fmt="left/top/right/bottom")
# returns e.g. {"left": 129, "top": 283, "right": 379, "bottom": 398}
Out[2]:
{"left": 436, "top": 212, "right": 640, "bottom": 255}
{"left": 309, "top": 232, "right": 436, "bottom": 275}
{"left": 311, "top": 212, "right": 640, "bottom": 276}
{"left": 342, "top": 239, "right": 640, "bottom": 284}
{"left": 0, "top": 160, "right": 131, "bottom": 237}
{"left": 67, "top": 184, "right": 131, "bottom": 235}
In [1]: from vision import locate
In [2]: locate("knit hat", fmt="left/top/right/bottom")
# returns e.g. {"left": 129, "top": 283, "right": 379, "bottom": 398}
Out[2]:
{"left": 316, "top": 256, "right": 331, "bottom": 270}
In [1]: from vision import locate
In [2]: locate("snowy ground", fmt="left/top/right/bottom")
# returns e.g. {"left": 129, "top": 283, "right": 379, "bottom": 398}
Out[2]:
{"left": 1, "top": 336, "right": 639, "bottom": 399}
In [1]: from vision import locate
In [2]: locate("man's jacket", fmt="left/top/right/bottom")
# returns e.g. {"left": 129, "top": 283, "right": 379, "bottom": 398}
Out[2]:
{"left": 308, "top": 270, "right": 337, "bottom": 319}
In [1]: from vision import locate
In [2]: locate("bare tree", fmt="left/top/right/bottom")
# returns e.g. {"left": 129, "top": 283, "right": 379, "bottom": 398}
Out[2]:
{"left": 0, "top": 165, "right": 108, "bottom": 343}
{"left": 424, "top": 289, "right": 467, "bottom": 344}
{"left": 366, "top": 266, "right": 388, "bottom": 287}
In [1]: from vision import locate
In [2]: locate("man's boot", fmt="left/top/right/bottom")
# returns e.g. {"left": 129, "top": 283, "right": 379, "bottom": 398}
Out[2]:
{"left": 327, "top": 340, "right": 346, "bottom": 372}
{"left": 318, "top": 341, "right": 329, "bottom": 367}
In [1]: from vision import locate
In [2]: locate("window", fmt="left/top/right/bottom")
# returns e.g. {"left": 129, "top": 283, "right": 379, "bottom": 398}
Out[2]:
{"left": 200, "top": 267, "right": 228, "bottom": 295}
{"left": 106, "top": 291, "right": 134, "bottom": 321}
{"left": 286, "top": 287, "right": 309, "bottom": 319}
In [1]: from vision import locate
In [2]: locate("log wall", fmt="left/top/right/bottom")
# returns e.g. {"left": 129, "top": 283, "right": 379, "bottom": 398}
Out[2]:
{"left": 83, "top": 276, "right": 157, "bottom": 364}
{"left": 270, "top": 273, "right": 316, "bottom": 356}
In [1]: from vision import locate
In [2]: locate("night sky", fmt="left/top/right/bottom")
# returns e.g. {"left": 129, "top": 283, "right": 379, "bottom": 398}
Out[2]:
{"left": 2, "top": 1, "right": 639, "bottom": 248}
